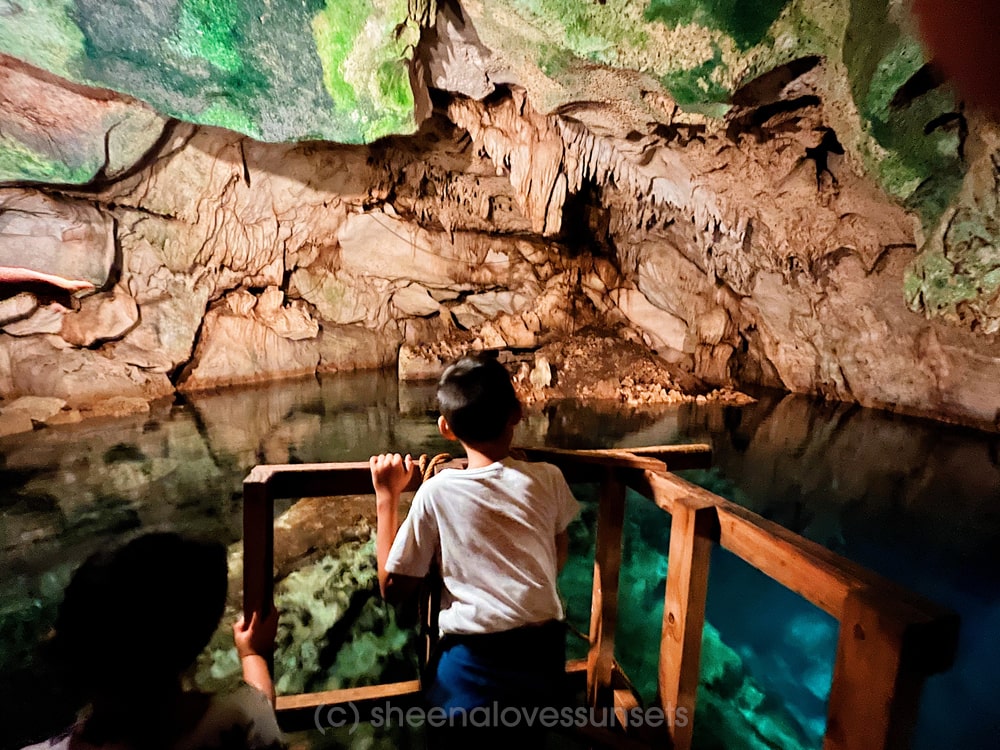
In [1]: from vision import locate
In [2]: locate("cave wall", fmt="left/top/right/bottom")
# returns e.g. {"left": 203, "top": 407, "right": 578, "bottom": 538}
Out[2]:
{"left": 0, "top": 68, "right": 613, "bottom": 411}
{"left": 0, "top": 1, "right": 998, "bottom": 430}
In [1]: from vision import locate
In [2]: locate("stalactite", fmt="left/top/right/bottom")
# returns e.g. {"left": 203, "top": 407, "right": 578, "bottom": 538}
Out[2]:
{"left": 447, "top": 87, "right": 748, "bottom": 273}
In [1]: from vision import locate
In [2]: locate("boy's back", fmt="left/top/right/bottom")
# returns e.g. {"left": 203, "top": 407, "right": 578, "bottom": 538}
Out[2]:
{"left": 386, "top": 455, "right": 579, "bottom": 635}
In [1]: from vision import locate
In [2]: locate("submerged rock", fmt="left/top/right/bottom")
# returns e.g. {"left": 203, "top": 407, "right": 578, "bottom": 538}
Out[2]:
{"left": 0, "top": 409, "right": 33, "bottom": 437}
{"left": 201, "top": 495, "right": 419, "bottom": 697}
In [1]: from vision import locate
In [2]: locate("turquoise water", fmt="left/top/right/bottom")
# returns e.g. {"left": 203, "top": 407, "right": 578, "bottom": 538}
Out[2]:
{"left": 1, "top": 373, "right": 997, "bottom": 749}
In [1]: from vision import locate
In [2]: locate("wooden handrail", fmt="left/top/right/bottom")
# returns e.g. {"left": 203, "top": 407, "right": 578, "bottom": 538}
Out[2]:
{"left": 623, "top": 468, "right": 959, "bottom": 750}
{"left": 242, "top": 443, "right": 957, "bottom": 750}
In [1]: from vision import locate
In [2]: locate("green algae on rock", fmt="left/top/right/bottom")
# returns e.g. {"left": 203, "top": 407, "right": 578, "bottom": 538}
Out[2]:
{"left": 0, "top": 58, "right": 168, "bottom": 185}
{"left": 0, "top": 0, "right": 429, "bottom": 145}
{"left": 906, "top": 205, "right": 1000, "bottom": 334}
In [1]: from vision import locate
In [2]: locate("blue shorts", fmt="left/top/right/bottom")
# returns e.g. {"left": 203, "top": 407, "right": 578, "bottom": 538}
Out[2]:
{"left": 425, "top": 620, "right": 568, "bottom": 711}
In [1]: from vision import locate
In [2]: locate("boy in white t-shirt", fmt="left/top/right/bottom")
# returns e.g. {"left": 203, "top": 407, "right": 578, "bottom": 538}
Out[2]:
{"left": 370, "top": 353, "right": 580, "bottom": 742}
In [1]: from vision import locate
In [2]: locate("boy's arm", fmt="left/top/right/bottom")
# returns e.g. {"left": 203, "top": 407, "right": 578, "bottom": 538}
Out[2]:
{"left": 233, "top": 609, "right": 278, "bottom": 706}
{"left": 556, "top": 529, "right": 570, "bottom": 572}
{"left": 552, "top": 465, "right": 580, "bottom": 574}
{"left": 371, "top": 454, "right": 423, "bottom": 603}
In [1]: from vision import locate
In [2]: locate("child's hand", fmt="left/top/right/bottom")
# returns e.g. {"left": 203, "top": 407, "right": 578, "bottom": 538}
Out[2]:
{"left": 233, "top": 607, "right": 278, "bottom": 659}
{"left": 370, "top": 453, "right": 417, "bottom": 503}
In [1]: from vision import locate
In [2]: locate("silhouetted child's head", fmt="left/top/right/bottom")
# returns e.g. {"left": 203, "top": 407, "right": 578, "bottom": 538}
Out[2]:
{"left": 53, "top": 532, "right": 228, "bottom": 697}
{"left": 436, "top": 353, "right": 521, "bottom": 445}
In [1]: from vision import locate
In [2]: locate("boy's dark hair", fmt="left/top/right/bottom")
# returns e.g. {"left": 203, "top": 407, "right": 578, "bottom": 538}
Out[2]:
{"left": 437, "top": 353, "right": 520, "bottom": 443}
{"left": 53, "top": 531, "right": 228, "bottom": 695}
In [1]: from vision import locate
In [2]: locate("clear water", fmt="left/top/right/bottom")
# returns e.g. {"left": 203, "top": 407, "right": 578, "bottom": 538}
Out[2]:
{"left": 1, "top": 373, "right": 997, "bottom": 749}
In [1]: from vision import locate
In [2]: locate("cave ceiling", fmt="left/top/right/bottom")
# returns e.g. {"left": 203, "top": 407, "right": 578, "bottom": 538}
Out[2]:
{"left": 0, "top": 1, "right": 991, "bottom": 323}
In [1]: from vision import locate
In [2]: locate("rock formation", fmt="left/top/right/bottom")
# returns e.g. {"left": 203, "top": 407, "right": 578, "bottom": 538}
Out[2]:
{"left": 0, "top": 1, "right": 997, "bottom": 430}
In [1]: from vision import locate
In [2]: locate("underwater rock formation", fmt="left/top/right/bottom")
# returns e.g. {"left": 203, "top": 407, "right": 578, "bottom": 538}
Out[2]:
{"left": 196, "top": 492, "right": 423, "bottom": 697}
{"left": 561, "top": 485, "right": 821, "bottom": 750}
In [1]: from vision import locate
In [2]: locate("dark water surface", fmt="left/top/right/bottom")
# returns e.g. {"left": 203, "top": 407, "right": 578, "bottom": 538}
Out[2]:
{"left": 1, "top": 373, "right": 998, "bottom": 749}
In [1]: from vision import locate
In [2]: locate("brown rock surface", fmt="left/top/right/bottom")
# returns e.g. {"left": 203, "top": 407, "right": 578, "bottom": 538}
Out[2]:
{"left": 60, "top": 285, "right": 139, "bottom": 347}
{"left": 1, "top": 335, "right": 173, "bottom": 406}
{"left": 0, "top": 189, "right": 115, "bottom": 287}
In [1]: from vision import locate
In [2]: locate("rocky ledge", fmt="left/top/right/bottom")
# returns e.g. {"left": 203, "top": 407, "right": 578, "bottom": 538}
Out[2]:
{"left": 400, "top": 330, "right": 756, "bottom": 409}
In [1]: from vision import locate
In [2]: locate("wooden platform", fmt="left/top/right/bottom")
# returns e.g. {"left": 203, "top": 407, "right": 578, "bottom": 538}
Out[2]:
{"left": 243, "top": 444, "right": 959, "bottom": 750}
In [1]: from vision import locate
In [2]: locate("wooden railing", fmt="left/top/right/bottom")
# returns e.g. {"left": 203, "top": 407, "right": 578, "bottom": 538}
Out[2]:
{"left": 242, "top": 445, "right": 958, "bottom": 749}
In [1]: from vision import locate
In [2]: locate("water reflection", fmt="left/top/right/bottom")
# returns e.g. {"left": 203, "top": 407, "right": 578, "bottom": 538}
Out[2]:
{"left": 1, "top": 376, "right": 997, "bottom": 750}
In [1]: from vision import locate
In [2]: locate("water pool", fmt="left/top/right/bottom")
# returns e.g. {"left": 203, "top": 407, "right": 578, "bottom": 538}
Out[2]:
{"left": 1, "top": 374, "right": 997, "bottom": 749}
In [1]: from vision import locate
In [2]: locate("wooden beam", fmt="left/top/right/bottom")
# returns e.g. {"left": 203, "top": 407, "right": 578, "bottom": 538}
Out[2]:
{"left": 635, "top": 470, "right": 957, "bottom": 636}
{"left": 244, "top": 444, "right": 703, "bottom": 503}
{"left": 276, "top": 679, "right": 424, "bottom": 733}
{"left": 275, "top": 659, "right": 587, "bottom": 721}
{"left": 823, "top": 587, "right": 957, "bottom": 750}
{"left": 244, "top": 462, "right": 421, "bottom": 500}
{"left": 566, "top": 657, "right": 588, "bottom": 677}
{"left": 613, "top": 688, "right": 641, "bottom": 729}
{"left": 242, "top": 479, "right": 274, "bottom": 622}
{"left": 519, "top": 446, "right": 668, "bottom": 475}
{"left": 716, "top": 497, "right": 856, "bottom": 619}
{"left": 624, "top": 467, "right": 718, "bottom": 516}
{"left": 248, "top": 445, "right": 685, "bottom": 502}
{"left": 277, "top": 679, "right": 423, "bottom": 711}
{"left": 659, "top": 495, "right": 716, "bottom": 750}
{"left": 624, "top": 443, "right": 713, "bottom": 471}
{"left": 587, "top": 468, "right": 626, "bottom": 708}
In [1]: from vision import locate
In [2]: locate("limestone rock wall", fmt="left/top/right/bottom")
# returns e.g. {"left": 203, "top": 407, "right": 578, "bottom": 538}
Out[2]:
{"left": 0, "top": 103, "right": 619, "bottom": 411}
{"left": 0, "top": 3, "right": 999, "bottom": 431}
{"left": 445, "top": 88, "right": 1000, "bottom": 429}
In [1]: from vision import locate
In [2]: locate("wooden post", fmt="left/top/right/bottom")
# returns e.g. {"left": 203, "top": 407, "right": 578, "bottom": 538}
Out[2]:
{"left": 824, "top": 588, "right": 955, "bottom": 750}
{"left": 587, "top": 468, "right": 626, "bottom": 709}
{"left": 659, "top": 497, "right": 717, "bottom": 750}
{"left": 242, "top": 474, "right": 274, "bottom": 624}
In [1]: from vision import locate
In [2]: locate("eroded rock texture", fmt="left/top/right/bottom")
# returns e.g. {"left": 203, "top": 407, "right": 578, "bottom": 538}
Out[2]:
{"left": 0, "top": 2, "right": 998, "bottom": 430}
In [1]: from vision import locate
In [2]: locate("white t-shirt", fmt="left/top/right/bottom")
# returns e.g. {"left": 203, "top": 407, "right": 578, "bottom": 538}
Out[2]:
{"left": 385, "top": 457, "right": 580, "bottom": 635}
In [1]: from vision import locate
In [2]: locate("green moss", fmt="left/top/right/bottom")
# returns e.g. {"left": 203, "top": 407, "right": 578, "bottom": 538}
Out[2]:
{"left": 909, "top": 252, "right": 975, "bottom": 312}
{"left": 0, "top": 135, "right": 96, "bottom": 184}
{"left": 905, "top": 206, "right": 1000, "bottom": 324}
{"left": 844, "top": 0, "right": 893, "bottom": 109}
{"left": 872, "top": 88, "right": 962, "bottom": 227}
{"left": 0, "top": 0, "right": 423, "bottom": 144}
{"left": 837, "top": 0, "right": 963, "bottom": 226}
{"left": 659, "top": 45, "right": 730, "bottom": 106}
{"left": 862, "top": 36, "right": 924, "bottom": 123}
{"left": 510, "top": 0, "right": 650, "bottom": 64}
{"left": 311, "top": 0, "right": 370, "bottom": 114}
{"left": 379, "top": 62, "right": 414, "bottom": 118}
{"left": 311, "top": 0, "right": 418, "bottom": 142}
{"left": 0, "top": 0, "right": 87, "bottom": 79}
{"left": 645, "top": 0, "right": 791, "bottom": 49}
{"left": 537, "top": 43, "right": 578, "bottom": 78}
{"left": 173, "top": 0, "right": 244, "bottom": 74}
{"left": 198, "top": 101, "right": 260, "bottom": 136}
{"left": 902, "top": 265, "right": 925, "bottom": 309}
